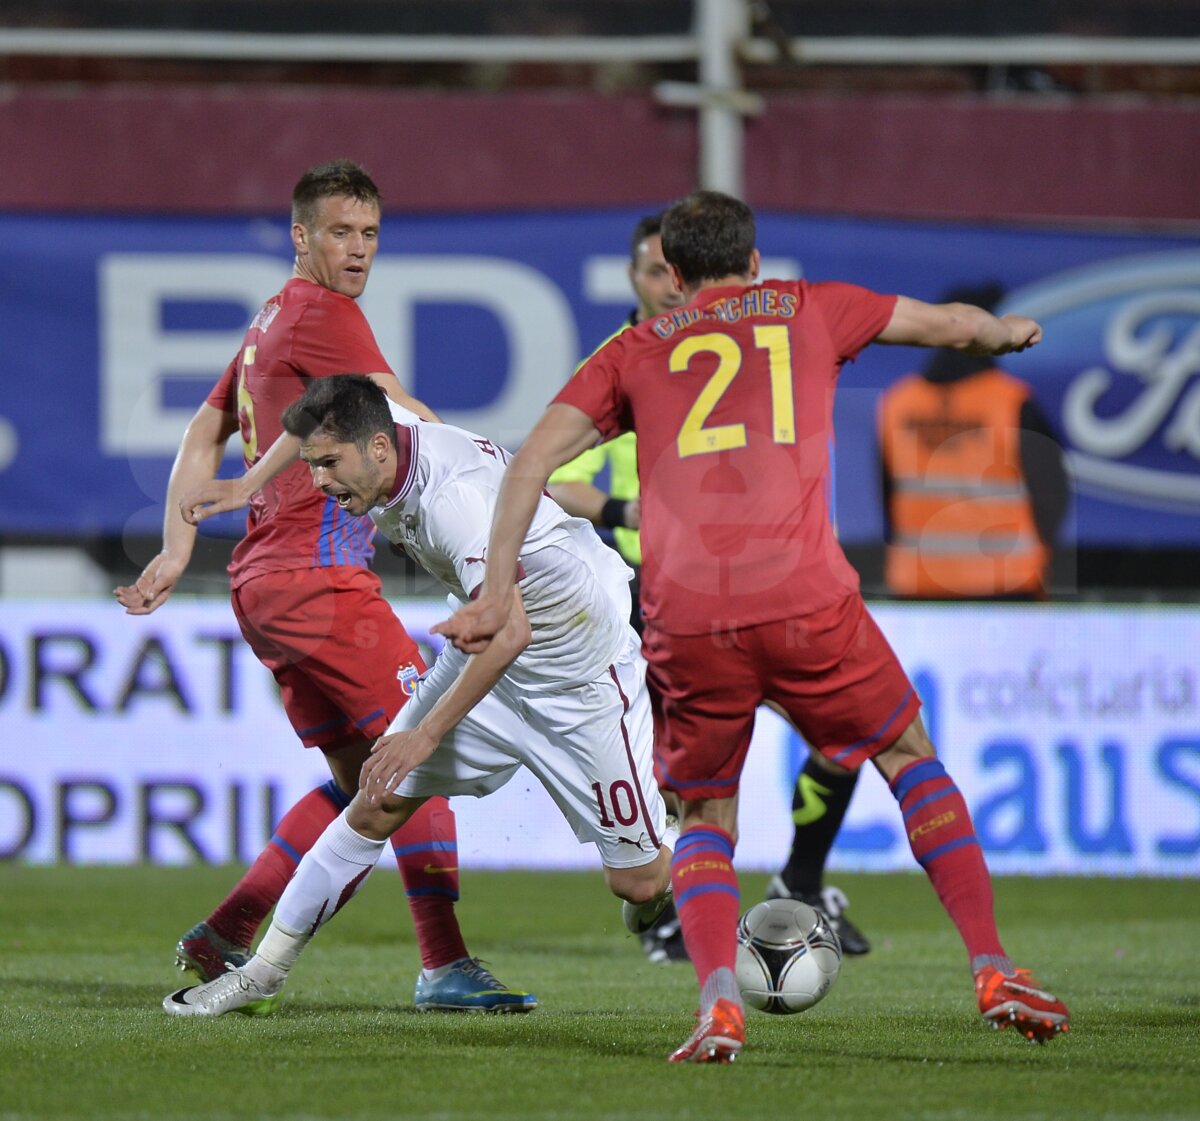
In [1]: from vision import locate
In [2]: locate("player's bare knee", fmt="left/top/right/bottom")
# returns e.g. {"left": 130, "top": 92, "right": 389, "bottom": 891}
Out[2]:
{"left": 873, "top": 714, "right": 937, "bottom": 782}
{"left": 605, "top": 856, "right": 669, "bottom": 904}
{"left": 679, "top": 796, "right": 738, "bottom": 842}
{"left": 346, "top": 792, "right": 405, "bottom": 841}
{"left": 612, "top": 878, "right": 656, "bottom": 905}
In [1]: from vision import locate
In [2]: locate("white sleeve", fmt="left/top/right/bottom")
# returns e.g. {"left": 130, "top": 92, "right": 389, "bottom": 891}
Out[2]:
{"left": 425, "top": 481, "right": 496, "bottom": 601}
{"left": 386, "top": 398, "right": 423, "bottom": 426}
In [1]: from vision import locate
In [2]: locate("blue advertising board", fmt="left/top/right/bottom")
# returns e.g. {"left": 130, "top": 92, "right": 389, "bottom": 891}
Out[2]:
{"left": 0, "top": 209, "right": 1196, "bottom": 544}
{"left": 3, "top": 599, "right": 1196, "bottom": 875}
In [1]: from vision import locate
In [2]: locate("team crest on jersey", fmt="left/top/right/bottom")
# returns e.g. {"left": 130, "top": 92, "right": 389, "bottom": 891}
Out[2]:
{"left": 250, "top": 300, "right": 281, "bottom": 334}
{"left": 396, "top": 663, "right": 421, "bottom": 696}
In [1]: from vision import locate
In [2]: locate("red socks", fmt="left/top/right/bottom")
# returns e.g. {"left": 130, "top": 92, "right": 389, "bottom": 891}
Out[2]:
{"left": 388, "top": 796, "right": 467, "bottom": 969}
{"left": 889, "top": 758, "right": 1005, "bottom": 961}
{"left": 672, "top": 826, "right": 740, "bottom": 988}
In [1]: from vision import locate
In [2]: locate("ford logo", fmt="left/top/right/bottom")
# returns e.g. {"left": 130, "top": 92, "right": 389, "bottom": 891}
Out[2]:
{"left": 1001, "top": 250, "right": 1200, "bottom": 510}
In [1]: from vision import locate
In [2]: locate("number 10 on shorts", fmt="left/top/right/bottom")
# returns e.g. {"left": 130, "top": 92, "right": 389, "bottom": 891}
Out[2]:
{"left": 593, "top": 781, "right": 640, "bottom": 827}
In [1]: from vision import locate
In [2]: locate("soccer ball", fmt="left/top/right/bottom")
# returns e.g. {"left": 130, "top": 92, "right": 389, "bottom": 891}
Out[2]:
{"left": 735, "top": 898, "right": 842, "bottom": 1014}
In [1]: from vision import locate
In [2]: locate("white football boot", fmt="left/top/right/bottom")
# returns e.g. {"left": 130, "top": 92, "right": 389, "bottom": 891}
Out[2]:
{"left": 163, "top": 966, "right": 282, "bottom": 1017}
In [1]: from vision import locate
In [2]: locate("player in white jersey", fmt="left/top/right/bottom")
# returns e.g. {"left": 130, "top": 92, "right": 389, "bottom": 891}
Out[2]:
{"left": 163, "top": 374, "right": 674, "bottom": 1018}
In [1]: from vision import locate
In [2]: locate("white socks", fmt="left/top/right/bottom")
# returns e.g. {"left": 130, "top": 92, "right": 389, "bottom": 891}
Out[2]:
{"left": 252, "top": 810, "right": 387, "bottom": 979}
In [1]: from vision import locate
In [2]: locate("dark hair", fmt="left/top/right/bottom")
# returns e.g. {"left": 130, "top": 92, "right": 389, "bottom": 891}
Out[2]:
{"left": 281, "top": 374, "right": 396, "bottom": 452}
{"left": 660, "top": 191, "right": 756, "bottom": 287}
{"left": 629, "top": 211, "right": 665, "bottom": 263}
{"left": 291, "top": 159, "right": 382, "bottom": 228}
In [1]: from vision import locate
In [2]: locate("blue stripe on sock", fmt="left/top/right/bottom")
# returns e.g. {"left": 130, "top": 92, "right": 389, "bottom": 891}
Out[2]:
{"left": 890, "top": 758, "right": 947, "bottom": 804}
{"left": 391, "top": 839, "right": 457, "bottom": 856}
{"left": 671, "top": 844, "right": 733, "bottom": 868}
{"left": 674, "top": 829, "right": 734, "bottom": 859}
{"left": 672, "top": 837, "right": 732, "bottom": 858}
{"left": 269, "top": 834, "right": 302, "bottom": 865}
{"left": 405, "top": 886, "right": 461, "bottom": 900}
{"left": 320, "top": 780, "right": 352, "bottom": 810}
{"left": 918, "top": 833, "right": 979, "bottom": 867}
{"left": 902, "top": 786, "right": 955, "bottom": 822}
{"left": 677, "top": 882, "right": 740, "bottom": 908}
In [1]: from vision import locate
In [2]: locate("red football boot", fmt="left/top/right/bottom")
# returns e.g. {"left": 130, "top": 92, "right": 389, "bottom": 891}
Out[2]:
{"left": 668, "top": 998, "right": 746, "bottom": 1064}
{"left": 976, "top": 966, "right": 1070, "bottom": 1043}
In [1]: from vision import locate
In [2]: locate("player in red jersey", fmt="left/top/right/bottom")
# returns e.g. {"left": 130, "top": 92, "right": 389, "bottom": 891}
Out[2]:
{"left": 115, "top": 159, "right": 534, "bottom": 1013}
{"left": 552, "top": 212, "right": 871, "bottom": 963}
{"left": 436, "top": 191, "right": 1069, "bottom": 1059}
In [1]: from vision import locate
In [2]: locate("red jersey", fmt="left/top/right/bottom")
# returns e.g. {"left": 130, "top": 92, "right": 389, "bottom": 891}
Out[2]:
{"left": 206, "top": 277, "right": 393, "bottom": 588}
{"left": 555, "top": 279, "right": 896, "bottom": 634}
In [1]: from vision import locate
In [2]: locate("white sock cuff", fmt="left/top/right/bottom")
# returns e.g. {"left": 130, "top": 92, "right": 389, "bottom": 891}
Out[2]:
{"left": 325, "top": 809, "right": 388, "bottom": 864}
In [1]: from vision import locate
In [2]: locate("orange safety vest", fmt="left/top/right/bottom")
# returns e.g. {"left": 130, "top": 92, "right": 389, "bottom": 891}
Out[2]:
{"left": 878, "top": 368, "right": 1049, "bottom": 598}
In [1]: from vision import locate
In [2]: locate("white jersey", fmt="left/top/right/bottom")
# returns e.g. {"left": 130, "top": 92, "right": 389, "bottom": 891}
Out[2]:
{"left": 370, "top": 405, "right": 634, "bottom": 691}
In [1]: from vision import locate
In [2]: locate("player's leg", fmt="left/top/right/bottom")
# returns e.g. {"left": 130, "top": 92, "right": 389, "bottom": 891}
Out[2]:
{"left": 513, "top": 638, "right": 674, "bottom": 911}
{"left": 605, "top": 846, "right": 673, "bottom": 906}
{"left": 175, "top": 573, "right": 362, "bottom": 979}
{"left": 635, "top": 786, "right": 689, "bottom": 964}
{"left": 286, "top": 572, "right": 476, "bottom": 979}
{"left": 369, "top": 638, "right": 537, "bottom": 1014}
{"left": 766, "top": 726, "right": 870, "bottom": 955}
{"left": 176, "top": 570, "right": 474, "bottom": 992}
{"left": 873, "top": 716, "right": 1069, "bottom": 1041}
{"left": 320, "top": 732, "right": 472, "bottom": 978}
{"left": 642, "top": 623, "right": 754, "bottom": 1063}
{"left": 766, "top": 594, "right": 912, "bottom": 958}
{"left": 873, "top": 715, "right": 1006, "bottom": 967}
{"left": 175, "top": 773, "right": 349, "bottom": 980}
{"left": 781, "top": 592, "right": 1067, "bottom": 1041}
{"left": 665, "top": 793, "right": 746, "bottom": 1064}
{"left": 164, "top": 791, "right": 420, "bottom": 1017}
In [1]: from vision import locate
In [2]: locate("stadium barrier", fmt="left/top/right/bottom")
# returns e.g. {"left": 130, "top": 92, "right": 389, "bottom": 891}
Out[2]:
{"left": 2, "top": 599, "right": 1196, "bottom": 876}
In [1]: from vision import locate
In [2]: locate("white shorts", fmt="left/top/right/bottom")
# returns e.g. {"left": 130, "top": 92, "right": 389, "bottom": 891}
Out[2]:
{"left": 391, "top": 630, "right": 666, "bottom": 870}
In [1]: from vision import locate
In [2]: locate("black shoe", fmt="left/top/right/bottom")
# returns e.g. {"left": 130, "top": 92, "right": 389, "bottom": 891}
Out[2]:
{"left": 765, "top": 876, "right": 872, "bottom": 956}
{"left": 639, "top": 900, "right": 689, "bottom": 964}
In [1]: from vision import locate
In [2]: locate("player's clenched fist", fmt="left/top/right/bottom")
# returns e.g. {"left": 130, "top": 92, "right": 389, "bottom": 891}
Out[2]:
{"left": 433, "top": 594, "right": 510, "bottom": 654}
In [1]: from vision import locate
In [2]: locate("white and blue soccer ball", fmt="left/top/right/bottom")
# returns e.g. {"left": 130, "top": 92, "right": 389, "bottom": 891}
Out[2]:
{"left": 735, "top": 898, "right": 843, "bottom": 1014}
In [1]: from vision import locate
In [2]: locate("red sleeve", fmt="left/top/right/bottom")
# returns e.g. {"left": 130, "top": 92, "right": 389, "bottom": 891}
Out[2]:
{"left": 810, "top": 282, "right": 897, "bottom": 363}
{"left": 291, "top": 294, "right": 393, "bottom": 378}
{"left": 552, "top": 334, "right": 630, "bottom": 441}
{"left": 205, "top": 357, "right": 238, "bottom": 412}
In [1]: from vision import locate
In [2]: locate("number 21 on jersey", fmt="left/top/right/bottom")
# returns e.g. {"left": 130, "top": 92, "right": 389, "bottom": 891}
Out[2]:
{"left": 670, "top": 326, "right": 796, "bottom": 458}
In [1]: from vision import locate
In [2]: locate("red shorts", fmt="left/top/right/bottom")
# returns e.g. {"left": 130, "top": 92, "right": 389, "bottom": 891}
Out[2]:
{"left": 231, "top": 567, "right": 426, "bottom": 751}
{"left": 643, "top": 592, "right": 920, "bottom": 800}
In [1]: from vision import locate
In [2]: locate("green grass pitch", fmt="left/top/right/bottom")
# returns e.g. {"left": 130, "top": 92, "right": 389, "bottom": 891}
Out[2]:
{"left": 1, "top": 866, "right": 1197, "bottom": 1121}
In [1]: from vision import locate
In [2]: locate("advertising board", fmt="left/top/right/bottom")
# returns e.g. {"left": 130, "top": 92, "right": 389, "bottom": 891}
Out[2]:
{"left": 3, "top": 600, "right": 1195, "bottom": 876}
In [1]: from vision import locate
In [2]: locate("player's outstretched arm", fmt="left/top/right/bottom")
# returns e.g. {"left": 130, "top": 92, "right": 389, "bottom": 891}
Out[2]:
{"left": 181, "top": 372, "right": 441, "bottom": 526}
{"left": 876, "top": 296, "right": 1043, "bottom": 356}
{"left": 362, "top": 593, "right": 533, "bottom": 801}
{"left": 181, "top": 428, "right": 301, "bottom": 525}
{"left": 114, "top": 402, "right": 237, "bottom": 614}
{"left": 433, "top": 404, "right": 601, "bottom": 653}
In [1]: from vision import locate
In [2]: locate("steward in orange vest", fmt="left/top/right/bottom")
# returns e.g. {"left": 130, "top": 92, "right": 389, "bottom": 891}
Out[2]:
{"left": 878, "top": 348, "right": 1069, "bottom": 599}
